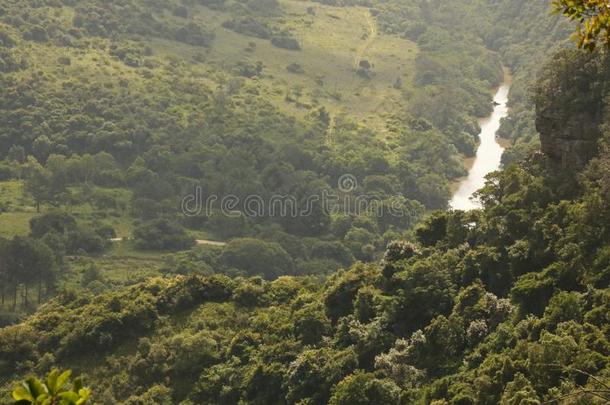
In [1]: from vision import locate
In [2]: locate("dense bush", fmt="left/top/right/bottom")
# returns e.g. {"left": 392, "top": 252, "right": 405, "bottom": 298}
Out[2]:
{"left": 222, "top": 17, "right": 271, "bottom": 39}
{"left": 219, "top": 238, "right": 295, "bottom": 279}
{"left": 271, "top": 35, "right": 301, "bottom": 50}
{"left": 133, "top": 219, "right": 195, "bottom": 251}
{"left": 29, "top": 211, "right": 112, "bottom": 254}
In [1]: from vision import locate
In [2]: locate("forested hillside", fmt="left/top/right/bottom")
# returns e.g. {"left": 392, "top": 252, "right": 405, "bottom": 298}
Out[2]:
{"left": 489, "top": 0, "right": 573, "bottom": 164}
{"left": 3, "top": 0, "right": 609, "bottom": 404}
{"left": 0, "top": 0, "right": 528, "bottom": 306}
{"left": 1, "top": 50, "right": 609, "bottom": 401}
{"left": 2, "top": 45, "right": 610, "bottom": 405}
{"left": 0, "top": 0, "right": 563, "bottom": 319}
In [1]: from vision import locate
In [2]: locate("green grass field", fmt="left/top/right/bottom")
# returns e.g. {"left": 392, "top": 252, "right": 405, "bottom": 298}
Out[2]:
{"left": 7, "top": 0, "right": 420, "bottom": 161}
{"left": 0, "top": 181, "right": 135, "bottom": 239}
{"left": 153, "top": 0, "right": 419, "bottom": 136}
{"left": 0, "top": 181, "right": 36, "bottom": 238}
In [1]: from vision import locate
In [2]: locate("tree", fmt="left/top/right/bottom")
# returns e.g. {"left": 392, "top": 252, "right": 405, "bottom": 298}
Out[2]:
{"left": 30, "top": 211, "right": 77, "bottom": 239}
{"left": 32, "top": 135, "right": 52, "bottom": 163}
{"left": 310, "top": 241, "right": 355, "bottom": 267}
{"left": 415, "top": 211, "right": 448, "bottom": 247}
{"left": 388, "top": 259, "right": 454, "bottom": 336}
{"left": 5, "top": 236, "right": 55, "bottom": 308}
{"left": 344, "top": 227, "right": 378, "bottom": 261}
{"left": 23, "top": 158, "right": 65, "bottom": 213}
{"left": 133, "top": 219, "right": 195, "bottom": 251}
{"left": 328, "top": 372, "right": 401, "bottom": 405}
{"left": 7, "top": 145, "right": 25, "bottom": 163}
{"left": 554, "top": 0, "right": 610, "bottom": 50}
{"left": 293, "top": 303, "right": 330, "bottom": 345}
{"left": 324, "top": 263, "right": 380, "bottom": 322}
{"left": 11, "top": 369, "right": 91, "bottom": 404}
{"left": 219, "top": 238, "right": 294, "bottom": 279}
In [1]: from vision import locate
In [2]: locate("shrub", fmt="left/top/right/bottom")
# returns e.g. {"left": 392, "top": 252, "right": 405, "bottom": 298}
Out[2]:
{"left": 174, "top": 23, "right": 214, "bottom": 47}
{"left": 222, "top": 18, "right": 271, "bottom": 39}
{"left": 11, "top": 369, "right": 91, "bottom": 405}
{"left": 271, "top": 36, "right": 301, "bottom": 50}
{"left": 287, "top": 63, "right": 305, "bottom": 74}
{"left": 219, "top": 238, "right": 295, "bottom": 279}
{"left": 133, "top": 219, "right": 195, "bottom": 251}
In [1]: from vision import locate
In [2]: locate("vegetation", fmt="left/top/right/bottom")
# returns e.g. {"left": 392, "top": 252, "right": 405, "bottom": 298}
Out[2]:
{"left": 0, "top": 0, "right": 530, "bottom": 317}
{"left": 554, "top": 0, "right": 610, "bottom": 50}
{"left": 0, "top": 0, "right": 512, "bottom": 293}
{"left": 11, "top": 369, "right": 90, "bottom": 405}
{"left": 2, "top": 0, "right": 610, "bottom": 404}
{"left": 1, "top": 130, "right": 610, "bottom": 402}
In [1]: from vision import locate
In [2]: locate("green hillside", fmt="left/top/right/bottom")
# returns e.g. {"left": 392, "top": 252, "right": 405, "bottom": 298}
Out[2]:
{"left": 0, "top": 0, "right": 515, "bottom": 308}
{"left": 3, "top": 0, "right": 610, "bottom": 404}
{"left": 1, "top": 105, "right": 609, "bottom": 403}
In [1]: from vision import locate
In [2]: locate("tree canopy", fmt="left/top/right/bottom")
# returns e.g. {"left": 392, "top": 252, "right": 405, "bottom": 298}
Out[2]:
{"left": 554, "top": 0, "right": 610, "bottom": 50}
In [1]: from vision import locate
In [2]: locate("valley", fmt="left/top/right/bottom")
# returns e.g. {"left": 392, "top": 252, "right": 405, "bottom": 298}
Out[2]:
{"left": 450, "top": 69, "right": 512, "bottom": 210}
{"left": 2, "top": 1, "right": 609, "bottom": 404}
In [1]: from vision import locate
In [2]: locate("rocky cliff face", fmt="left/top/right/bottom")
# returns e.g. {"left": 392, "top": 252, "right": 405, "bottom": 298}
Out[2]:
{"left": 535, "top": 50, "right": 608, "bottom": 168}
{"left": 536, "top": 105, "right": 601, "bottom": 168}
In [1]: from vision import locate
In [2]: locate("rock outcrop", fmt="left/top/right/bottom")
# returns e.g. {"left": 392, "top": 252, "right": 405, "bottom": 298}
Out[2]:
{"left": 536, "top": 107, "right": 601, "bottom": 168}
{"left": 535, "top": 50, "right": 609, "bottom": 168}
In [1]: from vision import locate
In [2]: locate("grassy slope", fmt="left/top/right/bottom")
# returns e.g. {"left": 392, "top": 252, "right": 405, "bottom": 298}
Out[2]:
{"left": 0, "top": 0, "right": 419, "bottom": 294}
{"left": 187, "top": 0, "right": 418, "bottom": 136}
{"left": 0, "top": 181, "right": 35, "bottom": 238}
{"left": 14, "top": 1, "right": 417, "bottom": 139}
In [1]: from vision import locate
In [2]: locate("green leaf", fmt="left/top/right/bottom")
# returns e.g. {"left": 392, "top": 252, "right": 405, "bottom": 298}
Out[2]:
{"left": 25, "top": 377, "right": 47, "bottom": 398}
{"left": 72, "top": 377, "right": 83, "bottom": 393}
{"left": 46, "top": 369, "right": 59, "bottom": 395}
{"left": 76, "top": 388, "right": 91, "bottom": 404}
{"left": 58, "top": 391, "right": 79, "bottom": 403}
{"left": 36, "top": 393, "right": 50, "bottom": 403}
{"left": 12, "top": 385, "right": 35, "bottom": 402}
{"left": 56, "top": 370, "right": 72, "bottom": 392}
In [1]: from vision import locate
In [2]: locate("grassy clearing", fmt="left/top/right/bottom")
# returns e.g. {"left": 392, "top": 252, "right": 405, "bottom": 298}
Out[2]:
{"left": 0, "top": 181, "right": 135, "bottom": 239}
{"left": 152, "top": 0, "right": 419, "bottom": 137}
{"left": 66, "top": 253, "right": 165, "bottom": 288}
{"left": 17, "top": 0, "right": 419, "bottom": 141}
{"left": 104, "top": 240, "right": 168, "bottom": 260}
{"left": 0, "top": 212, "right": 35, "bottom": 238}
{"left": 0, "top": 181, "right": 36, "bottom": 238}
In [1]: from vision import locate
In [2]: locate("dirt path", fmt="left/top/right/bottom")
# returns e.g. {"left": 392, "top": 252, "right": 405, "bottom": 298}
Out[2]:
{"left": 195, "top": 239, "right": 227, "bottom": 247}
{"left": 110, "top": 237, "right": 227, "bottom": 247}
{"left": 354, "top": 10, "right": 377, "bottom": 69}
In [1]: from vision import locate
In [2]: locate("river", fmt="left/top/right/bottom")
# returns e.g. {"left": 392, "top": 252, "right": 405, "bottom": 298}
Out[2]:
{"left": 449, "top": 72, "right": 512, "bottom": 210}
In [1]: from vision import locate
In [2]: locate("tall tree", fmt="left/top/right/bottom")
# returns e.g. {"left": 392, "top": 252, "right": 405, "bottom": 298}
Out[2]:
{"left": 23, "top": 157, "right": 65, "bottom": 213}
{"left": 0, "top": 238, "right": 7, "bottom": 308}
{"left": 5, "top": 237, "right": 55, "bottom": 308}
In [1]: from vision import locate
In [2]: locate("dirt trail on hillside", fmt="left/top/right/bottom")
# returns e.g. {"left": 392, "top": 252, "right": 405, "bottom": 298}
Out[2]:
{"left": 110, "top": 238, "right": 227, "bottom": 247}
{"left": 354, "top": 10, "right": 377, "bottom": 69}
{"left": 195, "top": 239, "right": 227, "bottom": 247}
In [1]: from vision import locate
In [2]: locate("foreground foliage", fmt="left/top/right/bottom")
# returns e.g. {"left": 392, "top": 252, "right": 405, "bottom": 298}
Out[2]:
{"left": 12, "top": 369, "right": 90, "bottom": 405}
{"left": 554, "top": 0, "right": 610, "bottom": 50}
